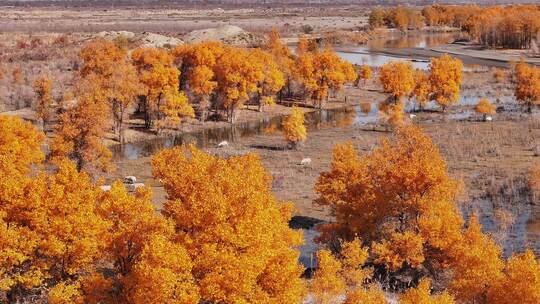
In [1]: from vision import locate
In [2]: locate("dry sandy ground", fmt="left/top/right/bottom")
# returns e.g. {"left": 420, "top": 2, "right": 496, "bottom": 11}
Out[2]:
{"left": 0, "top": 6, "right": 369, "bottom": 34}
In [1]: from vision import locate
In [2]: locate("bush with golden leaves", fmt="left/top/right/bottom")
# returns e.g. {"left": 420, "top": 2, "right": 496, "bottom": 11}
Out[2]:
{"left": 283, "top": 106, "right": 307, "bottom": 149}
{"left": 475, "top": 98, "right": 496, "bottom": 121}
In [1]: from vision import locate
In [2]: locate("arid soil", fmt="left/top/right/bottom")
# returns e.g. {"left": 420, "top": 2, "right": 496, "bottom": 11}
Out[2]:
{"left": 0, "top": 6, "right": 370, "bottom": 34}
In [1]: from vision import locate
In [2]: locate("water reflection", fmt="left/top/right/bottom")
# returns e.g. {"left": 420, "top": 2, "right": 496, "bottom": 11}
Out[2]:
{"left": 367, "top": 32, "right": 460, "bottom": 49}
{"left": 113, "top": 94, "right": 486, "bottom": 160}
{"left": 111, "top": 106, "right": 365, "bottom": 160}
{"left": 337, "top": 51, "right": 431, "bottom": 69}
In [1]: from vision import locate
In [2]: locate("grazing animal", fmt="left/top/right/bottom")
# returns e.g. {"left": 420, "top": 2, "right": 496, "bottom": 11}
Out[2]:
{"left": 217, "top": 140, "right": 229, "bottom": 148}
{"left": 485, "top": 116, "right": 493, "bottom": 121}
{"left": 409, "top": 114, "right": 417, "bottom": 119}
{"left": 299, "top": 158, "right": 312, "bottom": 166}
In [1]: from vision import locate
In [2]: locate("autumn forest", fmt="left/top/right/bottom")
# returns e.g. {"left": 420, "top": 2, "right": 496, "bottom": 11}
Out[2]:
{"left": 1, "top": 2, "right": 540, "bottom": 304}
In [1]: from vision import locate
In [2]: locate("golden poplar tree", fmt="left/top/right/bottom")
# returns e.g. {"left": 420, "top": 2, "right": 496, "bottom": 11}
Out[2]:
{"left": 151, "top": 146, "right": 306, "bottom": 303}
{"left": 132, "top": 47, "right": 193, "bottom": 130}
{"left": 1, "top": 146, "right": 108, "bottom": 302}
{"left": 33, "top": 75, "right": 54, "bottom": 132}
{"left": 379, "top": 61, "right": 415, "bottom": 103}
{"left": 315, "top": 126, "right": 463, "bottom": 276}
{"left": 429, "top": 54, "right": 463, "bottom": 111}
{"left": 411, "top": 69, "right": 430, "bottom": 110}
{"left": 212, "top": 47, "right": 262, "bottom": 123}
{"left": 514, "top": 59, "right": 540, "bottom": 112}
{"left": 266, "top": 28, "right": 294, "bottom": 100}
{"left": 294, "top": 47, "right": 355, "bottom": 108}
{"left": 109, "top": 61, "right": 142, "bottom": 143}
{"left": 173, "top": 41, "right": 224, "bottom": 122}
{"left": 249, "top": 48, "right": 285, "bottom": 112}
{"left": 50, "top": 75, "right": 113, "bottom": 173}
{"left": 79, "top": 39, "right": 141, "bottom": 143}
{"left": 282, "top": 106, "right": 307, "bottom": 149}
{"left": 0, "top": 116, "right": 45, "bottom": 297}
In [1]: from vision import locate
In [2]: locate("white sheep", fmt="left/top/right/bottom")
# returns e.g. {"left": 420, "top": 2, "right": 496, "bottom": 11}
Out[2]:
{"left": 409, "top": 114, "right": 417, "bottom": 119}
{"left": 485, "top": 116, "right": 493, "bottom": 122}
{"left": 299, "top": 158, "right": 312, "bottom": 166}
{"left": 124, "top": 176, "right": 137, "bottom": 184}
{"left": 217, "top": 140, "right": 229, "bottom": 148}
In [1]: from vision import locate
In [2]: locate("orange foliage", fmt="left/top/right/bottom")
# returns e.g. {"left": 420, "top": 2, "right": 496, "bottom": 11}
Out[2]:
{"left": 1, "top": 157, "right": 109, "bottom": 301}
{"left": 343, "top": 285, "right": 387, "bottom": 304}
{"left": 294, "top": 47, "right": 355, "bottom": 108}
{"left": 315, "top": 126, "right": 463, "bottom": 274}
{"left": 33, "top": 75, "right": 54, "bottom": 131}
{"left": 422, "top": 4, "right": 481, "bottom": 29}
{"left": 475, "top": 98, "right": 496, "bottom": 120}
{"left": 77, "top": 39, "right": 141, "bottom": 143}
{"left": 370, "top": 7, "right": 424, "bottom": 30}
{"left": 79, "top": 38, "right": 125, "bottom": 78}
{"left": 411, "top": 69, "right": 430, "bottom": 110}
{"left": 266, "top": 28, "right": 294, "bottom": 99}
{"left": 109, "top": 60, "right": 142, "bottom": 143}
{"left": 152, "top": 146, "right": 305, "bottom": 303}
{"left": 487, "top": 250, "right": 540, "bottom": 304}
{"left": 465, "top": 5, "right": 540, "bottom": 49}
{"left": 173, "top": 41, "right": 224, "bottom": 121}
{"left": 372, "top": 231, "right": 425, "bottom": 271}
{"left": 311, "top": 239, "right": 383, "bottom": 304}
{"left": 379, "top": 61, "right": 414, "bottom": 102}
{"left": 356, "top": 65, "right": 373, "bottom": 86}
{"left": 400, "top": 279, "right": 455, "bottom": 304}
{"left": 212, "top": 47, "right": 262, "bottom": 122}
{"left": 514, "top": 59, "right": 540, "bottom": 112}
{"left": 429, "top": 54, "right": 463, "bottom": 110}
{"left": 282, "top": 106, "right": 307, "bottom": 149}
{"left": 91, "top": 183, "right": 198, "bottom": 304}
{"left": 310, "top": 250, "right": 346, "bottom": 304}
{"left": 249, "top": 48, "right": 285, "bottom": 111}
{"left": 132, "top": 47, "right": 193, "bottom": 129}
{"left": 51, "top": 75, "right": 113, "bottom": 173}
{"left": 448, "top": 215, "right": 504, "bottom": 303}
